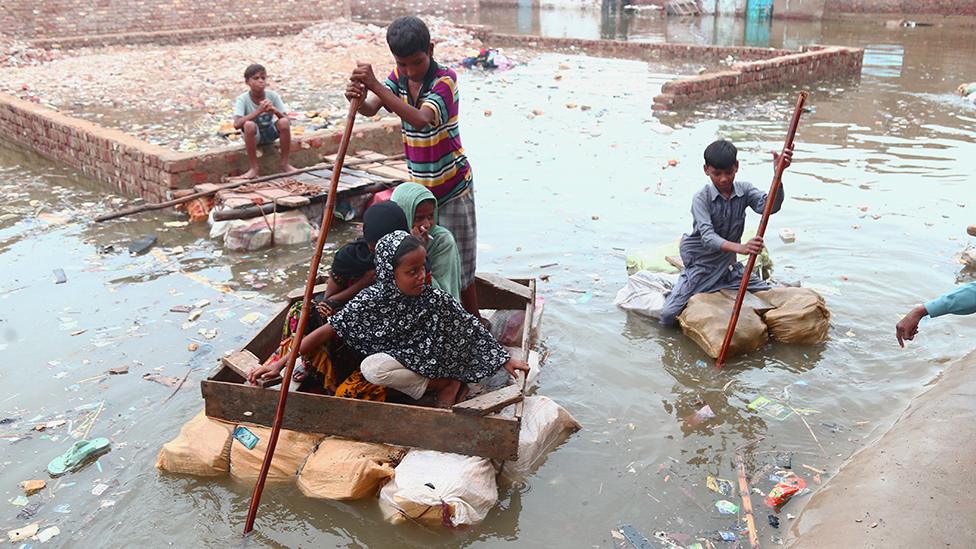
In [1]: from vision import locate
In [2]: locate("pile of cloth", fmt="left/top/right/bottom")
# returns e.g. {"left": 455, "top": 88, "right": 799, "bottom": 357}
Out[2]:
{"left": 959, "top": 82, "right": 976, "bottom": 105}
{"left": 460, "top": 49, "right": 515, "bottom": 72}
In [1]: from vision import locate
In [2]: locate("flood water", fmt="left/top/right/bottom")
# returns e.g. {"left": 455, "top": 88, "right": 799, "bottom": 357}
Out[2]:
{"left": 2, "top": 7, "right": 975, "bottom": 548}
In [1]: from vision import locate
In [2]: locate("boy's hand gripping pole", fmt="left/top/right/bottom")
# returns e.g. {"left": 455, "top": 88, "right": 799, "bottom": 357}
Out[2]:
{"left": 716, "top": 91, "right": 807, "bottom": 368}
{"left": 243, "top": 97, "right": 362, "bottom": 535}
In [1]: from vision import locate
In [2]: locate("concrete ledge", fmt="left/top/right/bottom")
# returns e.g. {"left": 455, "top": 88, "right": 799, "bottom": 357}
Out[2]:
{"left": 786, "top": 349, "right": 976, "bottom": 547}
{"left": 0, "top": 92, "right": 403, "bottom": 201}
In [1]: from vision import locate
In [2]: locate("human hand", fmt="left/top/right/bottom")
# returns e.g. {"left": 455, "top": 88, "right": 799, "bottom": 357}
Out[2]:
{"left": 773, "top": 147, "right": 793, "bottom": 171}
{"left": 503, "top": 358, "right": 530, "bottom": 379}
{"left": 247, "top": 360, "right": 283, "bottom": 384}
{"left": 896, "top": 305, "right": 927, "bottom": 347}
{"left": 740, "top": 236, "right": 764, "bottom": 255}
{"left": 351, "top": 62, "right": 381, "bottom": 93}
{"left": 346, "top": 79, "right": 367, "bottom": 102}
{"left": 411, "top": 223, "right": 430, "bottom": 243}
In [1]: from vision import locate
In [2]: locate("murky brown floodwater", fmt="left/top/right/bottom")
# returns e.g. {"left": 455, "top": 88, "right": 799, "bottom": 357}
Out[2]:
{"left": 2, "top": 7, "right": 975, "bottom": 548}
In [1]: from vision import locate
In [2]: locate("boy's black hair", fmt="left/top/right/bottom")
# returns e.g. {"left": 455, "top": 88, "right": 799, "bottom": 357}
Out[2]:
{"left": 704, "top": 139, "right": 738, "bottom": 170}
{"left": 386, "top": 16, "right": 431, "bottom": 58}
{"left": 392, "top": 234, "right": 426, "bottom": 269}
{"left": 244, "top": 64, "right": 266, "bottom": 80}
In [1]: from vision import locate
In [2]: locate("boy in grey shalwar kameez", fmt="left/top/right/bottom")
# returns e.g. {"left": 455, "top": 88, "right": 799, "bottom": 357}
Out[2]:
{"left": 660, "top": 140, "right": 792, "bottom": 327}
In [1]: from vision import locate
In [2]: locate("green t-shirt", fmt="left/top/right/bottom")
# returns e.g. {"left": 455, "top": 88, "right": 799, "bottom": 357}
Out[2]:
{"left": 233, "top": 90, "right": 286, "bottom": 128}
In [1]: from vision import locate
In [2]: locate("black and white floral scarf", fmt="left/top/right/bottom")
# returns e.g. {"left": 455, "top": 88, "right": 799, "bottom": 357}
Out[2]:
{"left": 330, "top": 230, "right": 509, "bottom": 383}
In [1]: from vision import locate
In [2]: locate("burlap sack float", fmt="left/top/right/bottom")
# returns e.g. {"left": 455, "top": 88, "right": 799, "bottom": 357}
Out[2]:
{"left": 501, "top": 396, "right": 581, "bottom": 480}
{"left": 156, "top": 410, "right": 234, "bottom": 477}
{"left": 297, "top": 437, "right": 405, "bottom": 500}
{"left": 379, "top": 450, "right": 498, "bottom": 527}
{"left": 755, "top": 287, "right": 830, "bottom": 344}
{"left": 678, "top": 291, "right": 768, "bottom": 359}
{"left": 229, "top": 426, "right": 323, "bottom": 484}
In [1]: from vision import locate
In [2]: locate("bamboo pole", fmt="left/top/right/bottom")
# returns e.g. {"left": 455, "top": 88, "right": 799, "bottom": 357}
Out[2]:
{"left": 716, "top": 91, "right": 808, "bottom": 368}
{"left": 242, "top": 98, "right": 361, "bottom": 535}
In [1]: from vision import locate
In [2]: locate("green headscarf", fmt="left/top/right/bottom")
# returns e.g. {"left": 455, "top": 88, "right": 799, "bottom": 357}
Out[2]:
{"left": 391, "top": 183, "right": 463, "bottom": 300}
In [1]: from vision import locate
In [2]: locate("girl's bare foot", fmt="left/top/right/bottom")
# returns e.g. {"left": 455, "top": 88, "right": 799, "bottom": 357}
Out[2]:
{"left": 434, "top": 379, "right": 461, "bottom": 408}
{"left": 281, "top": 163, "right": 300, "bottom": 174}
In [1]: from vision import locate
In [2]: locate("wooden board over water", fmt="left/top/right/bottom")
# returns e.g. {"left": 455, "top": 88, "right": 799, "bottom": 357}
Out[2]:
{"left": 201, "top": 274, "right": 539, "bottom": 460}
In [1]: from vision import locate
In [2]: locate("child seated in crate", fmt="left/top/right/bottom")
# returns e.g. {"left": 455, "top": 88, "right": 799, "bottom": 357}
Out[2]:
{"left": 265, "top": 202, "right": 408, "bottom": 399}
{"left": 250, "top": 231, "right": 529, "bottom": 407}
{"left": 233, "top": 63, "right": 298, "bottom": 179}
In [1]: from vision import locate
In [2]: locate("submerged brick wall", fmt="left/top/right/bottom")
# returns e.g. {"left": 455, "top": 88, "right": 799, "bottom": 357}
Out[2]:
{"left": 823, "top": 0, "right": 976, "bottom": 16}
{"left": 0, "top": 93, "right": 401, "bottom": 201}
{"left": 1, "top": 0, "right": 350, "bottom": 40}
{"left": 477, "top": 32, "right": 791, "bottom": 61}
{"left": 653, "top": 45, "right": 864, "bottom": 110}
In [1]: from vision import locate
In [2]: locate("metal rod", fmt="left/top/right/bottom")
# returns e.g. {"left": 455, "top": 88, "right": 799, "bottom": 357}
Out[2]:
{"left": 242, "top": 98, "right": 362, "bottom": 535}
{"left": 716, "top": 91, "right": 807, "bottom": 368}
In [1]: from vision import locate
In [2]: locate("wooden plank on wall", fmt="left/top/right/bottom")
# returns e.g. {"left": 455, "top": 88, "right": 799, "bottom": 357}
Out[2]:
{"left": 475, "top": 273, "right": 532, "bottom": 310}
{"left": 201, "top": 380, "right": 520, "bottom": 460}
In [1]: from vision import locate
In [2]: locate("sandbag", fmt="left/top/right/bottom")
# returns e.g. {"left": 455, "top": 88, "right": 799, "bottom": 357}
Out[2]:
{"left": 378, "top": 450, "right": 498, "bottom": 527}
{"left": 614, "top": 271, "right": 678, "bottom": 319}
{"left": 297, "top": 438, "right": 404, "bottom": 500}
{"left": 755, "top": 287, "right": 830, "bottom": 344}
{"left": 503, "top": 396, "right": 581, "bottom": 480}
{"left": 223, "top": 211, "right": 317, "bottom": 251}
{"left": 678, "top": 291, "right": 768, "bottom": 359}
{"left": 156, "top": 410, "right": 234, "bottom": 477}
{"left": 229, "top": 426, "right": 323, "bottom": 484}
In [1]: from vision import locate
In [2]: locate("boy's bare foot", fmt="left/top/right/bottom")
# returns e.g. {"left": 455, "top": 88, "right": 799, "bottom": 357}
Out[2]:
{"left": 239, "top": 168, "right": 260, "bottom": 180}
{"left": 280, "top": 163, "right": 299, "bottom": 174}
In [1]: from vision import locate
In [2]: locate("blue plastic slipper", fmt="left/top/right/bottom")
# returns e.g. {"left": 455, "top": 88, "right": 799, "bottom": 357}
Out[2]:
{"left": 47, "top": 438, "right": 111, "bottom": 477}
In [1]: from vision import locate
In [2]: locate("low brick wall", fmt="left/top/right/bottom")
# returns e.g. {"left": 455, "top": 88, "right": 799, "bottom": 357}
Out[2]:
{"left": 3, "top": 0, "right": 349, "bottom": 40}
{"left": 0, "top": 93, "right": 402, "bottom": 201}
{"left": 350, "top": 0, "right": 480, "bottom": 13}
{"left": 823, "top": 0, "right": 976, "bottom": 16}
{"left": 652, "top": 45, "right": 863, "bottom": 110}
{"left": 478, "top": 32, "right": 791, "bottom": 61}
{"left": 30, "top": 21, "right": 324, "bottom": 50}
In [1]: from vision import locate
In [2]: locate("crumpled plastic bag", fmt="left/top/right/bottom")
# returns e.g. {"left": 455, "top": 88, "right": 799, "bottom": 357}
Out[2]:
{"left": 614, "top": 271, "right": 678, "bottom": 319}
{"left": 501, "top": 396, "right": 581, "bottom": 480}
{"left": 378, "top": 450, "right": 498, "bottom": 527}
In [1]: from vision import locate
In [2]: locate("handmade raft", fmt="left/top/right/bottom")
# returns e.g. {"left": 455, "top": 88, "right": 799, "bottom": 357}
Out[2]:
{"left": 201, "top": 274, "right": 543, "bottom": 461}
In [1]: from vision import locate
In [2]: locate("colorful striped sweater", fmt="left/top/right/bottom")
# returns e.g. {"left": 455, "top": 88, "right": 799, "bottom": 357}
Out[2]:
{"left": 384, "top": 62, "right": 471, "bottom": 201}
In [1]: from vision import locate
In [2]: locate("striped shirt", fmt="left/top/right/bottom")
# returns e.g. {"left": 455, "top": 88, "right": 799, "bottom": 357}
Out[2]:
{"left": 384, "top": 62, "right": 471, "bottom": 201}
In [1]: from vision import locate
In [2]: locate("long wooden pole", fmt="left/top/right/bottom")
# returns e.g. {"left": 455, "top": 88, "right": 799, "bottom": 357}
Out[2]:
{"left": 716, "top": 91, "right": 807, "bottom": 368}
{"left": 93, "top": 154, "right": 401, "bottom": 222}
{"left": 735, "top": 450, "right": 761, "bottom": 549}
{"left": 242, "top": 98, "right": 361, "bottom": 535}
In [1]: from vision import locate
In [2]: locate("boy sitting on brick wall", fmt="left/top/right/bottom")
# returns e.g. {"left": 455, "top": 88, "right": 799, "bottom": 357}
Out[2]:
{"left": 233, "top": 63, "right": 297, "bottom": 179}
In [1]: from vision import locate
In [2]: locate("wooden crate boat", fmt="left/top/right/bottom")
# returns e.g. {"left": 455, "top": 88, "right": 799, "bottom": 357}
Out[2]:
{"left": 201, "top": 274, "right": 542, "bottom": 461}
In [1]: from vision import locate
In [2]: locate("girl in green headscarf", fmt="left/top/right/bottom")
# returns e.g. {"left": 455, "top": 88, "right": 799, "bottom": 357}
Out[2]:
{"left": 391, "top": 183, "right": 463, "bottom": 301}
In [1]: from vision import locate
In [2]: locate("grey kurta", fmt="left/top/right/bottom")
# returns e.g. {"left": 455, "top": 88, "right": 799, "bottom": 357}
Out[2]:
{"left": 660, "top": 180, "right": 784, "bottom": 326}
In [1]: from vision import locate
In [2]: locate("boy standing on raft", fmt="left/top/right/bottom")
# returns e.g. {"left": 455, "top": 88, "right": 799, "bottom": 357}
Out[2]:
{"left": 660, "top": 140, "right": 792, "bottom": 327}
{"left": 345, "top": 16, "right": 481, "bottom": 316}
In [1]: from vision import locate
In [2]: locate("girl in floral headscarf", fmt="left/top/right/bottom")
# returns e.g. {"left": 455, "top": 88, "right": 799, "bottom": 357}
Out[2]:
{"left": 251, "top": 230, "right": 528, "bottom": 406}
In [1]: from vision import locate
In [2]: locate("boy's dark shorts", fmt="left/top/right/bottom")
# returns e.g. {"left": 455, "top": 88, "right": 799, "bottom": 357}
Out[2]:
{"left": 257, "top": 122, "right": 280, "bottom": 145}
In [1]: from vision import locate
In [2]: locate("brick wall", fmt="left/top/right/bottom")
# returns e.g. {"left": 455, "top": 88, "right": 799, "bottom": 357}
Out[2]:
{"left": 0, "top": 93, "right": 402, "bottom": 201}
{"left": 823, "top": 0, "right": 976, "bottom": 16}
{"left": 1, "top": 0, "right": 350, "bottom": 40}
{"left": 652, "top": 45, "right": 864, "bottom": 110}
{"left": 476, "top": 32, "right": 791, "bottom": 61}
{"left": 349, "top": 0, "right": 480, "bottom": 15}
